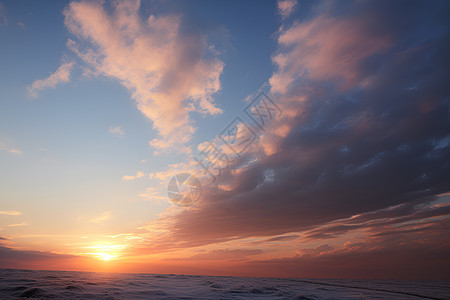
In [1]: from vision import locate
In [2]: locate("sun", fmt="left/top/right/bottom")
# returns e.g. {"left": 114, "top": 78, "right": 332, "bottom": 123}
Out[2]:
{"left": 97, "top": 252, "right": 115, "bottom": 261}
{"left": 85, "top": 243, "right": 126, "bottom": 262}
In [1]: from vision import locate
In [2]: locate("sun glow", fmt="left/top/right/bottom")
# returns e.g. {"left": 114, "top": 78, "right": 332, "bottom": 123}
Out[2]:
{"left": 85, "top": 243, "right": 127, "bottom": 262}
{"left": 96, "top": 252, "right": 116, "bottom": 261}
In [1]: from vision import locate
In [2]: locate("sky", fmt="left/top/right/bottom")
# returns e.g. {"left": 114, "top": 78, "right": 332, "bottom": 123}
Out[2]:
{"left": 0, "top": 0, "right": 449, "bottom": 280}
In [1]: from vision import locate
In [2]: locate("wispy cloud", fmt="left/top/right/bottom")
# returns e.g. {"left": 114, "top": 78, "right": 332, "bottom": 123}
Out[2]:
{"left": 108, "top": 126, "right": 125, "bottom": 138}
{"left": 0, "top": 211, "right": 21, "bottom": 216}
{"left": 28, "top": 61, "right": 74, "bottom": 98}
{"left": 64, "top": 0, "right": 224, "bottom": 153}
{"left": 90, "top": 211, "right": 112, "bottom": 223}
{"left": 138, "top": 186, "right": 167, "bottom": 203}
{"left": 277, "top": 0, "right": 297, "bottom": 19}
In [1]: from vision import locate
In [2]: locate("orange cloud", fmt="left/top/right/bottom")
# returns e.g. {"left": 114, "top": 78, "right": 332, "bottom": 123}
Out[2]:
{"left": 0, "top": 211, "right": 22, "bottom": 216}
{"left": 121, "top": 171, "right": 145, "bottom": 181}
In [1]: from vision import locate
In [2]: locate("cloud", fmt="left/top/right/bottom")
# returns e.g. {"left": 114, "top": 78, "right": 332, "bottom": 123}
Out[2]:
{"left": 121, "top": 171, "right": 145, "bottom": 182}
{"left": 0, "top": 211, "right": 22, "bottom": 216}
{"left": 270, "top": 13, "right": 391, "bottom": 94}
{"left": 245, "top": 224, "right": 450, "bottom": 280}
{"left": 64, "top": 0, "right": 224, "bottom": 152}
{"left": 0, "top": 142, "right": 22, "bottom": 155}
{"left": 300, "top": 200, "right": 450, "bottom": 240}
{"left": 250, "top": 234, "right": 299, "bottom": 245}
{"left": 28, "top": 61, "right": 74, "bottom": 98}
{"left": 121, "top": 175, "right": 135, "bottom": 181}
{"left": 0, "top": 2, "right": 7, "bottom": 26}
{"left": 139, "top": 186, "right": 167, "bottom": 203}
{"left": 136, "top": 0, "right": 450, "bottom": 263}
{"left": 277, "top": 0, "right": 297, "bottom": 19}
{"left": 295, "top": 244, "right": 334, "bottom": 256}
{"left": 7, "top": 222, "right": 28, "bottom": 227}
{"left": 108, "top": 126, "right": 125, "bottom": 138}
{"left": 89, "top": 211, "right": 112, "bottom": 223}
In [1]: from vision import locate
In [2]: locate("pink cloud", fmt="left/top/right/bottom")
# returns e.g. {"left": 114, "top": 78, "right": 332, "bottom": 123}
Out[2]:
{"left": 64, "top": 0, "right": 224, "bottom": 152}
{"left": 277, "top": 0, "right": 297, "bottom": 19}
{"left": 270, "top": 15, "right": 391, "bottom": 94}
{"left": 27, "top": 61, "right": 74, "bottom": 98}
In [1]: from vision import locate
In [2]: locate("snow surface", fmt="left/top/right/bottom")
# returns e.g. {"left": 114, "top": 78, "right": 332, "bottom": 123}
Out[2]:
{"left": 0, "top": 269, "right": 448, "bottom": 299}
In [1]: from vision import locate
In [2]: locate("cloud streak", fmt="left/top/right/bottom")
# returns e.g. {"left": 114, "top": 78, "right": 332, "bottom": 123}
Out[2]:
{"left": 89, "top": 211, "right": 112, "bottom": 223}
{"left": 165, "top": 248, "right": 264, "bottom": 261}
{"left": 0, "top": 211, "right": 21, "bottom": 216}
{"left": 7, "top": 222, "right": 28, "bottom": 227}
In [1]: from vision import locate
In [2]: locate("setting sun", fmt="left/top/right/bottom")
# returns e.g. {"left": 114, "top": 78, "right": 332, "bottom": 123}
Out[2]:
{"left": 84, "top": 243, "right": 126, "bottom": 262}
{"left": 97, "top": 253, "right": 115, "bottom": 261}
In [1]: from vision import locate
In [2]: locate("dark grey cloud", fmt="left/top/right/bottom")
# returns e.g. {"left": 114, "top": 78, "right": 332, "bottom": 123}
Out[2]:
{"left": 0, "top": 245, "right": 82, "bottom": 269}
